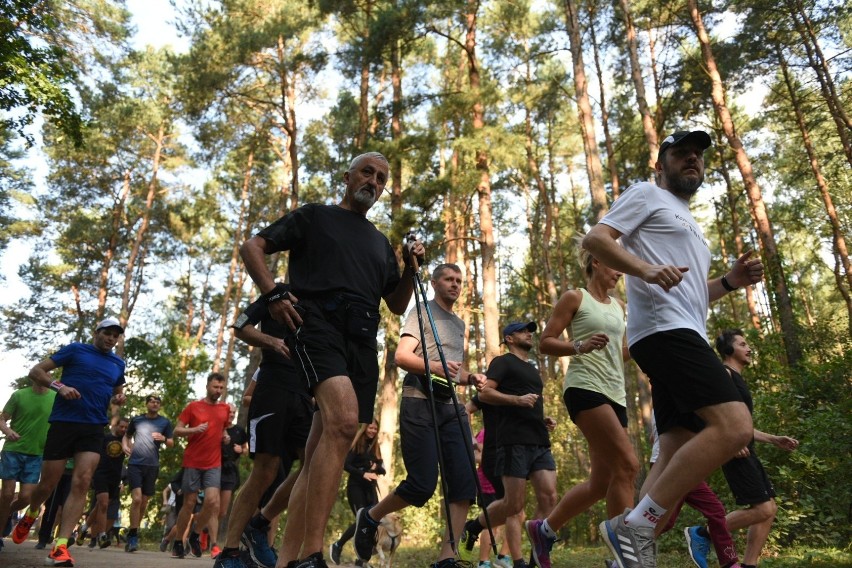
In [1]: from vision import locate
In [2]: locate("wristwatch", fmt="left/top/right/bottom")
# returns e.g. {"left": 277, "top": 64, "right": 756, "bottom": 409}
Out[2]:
{"left": 573, "top": 340, "right": 584, "bottom": 355}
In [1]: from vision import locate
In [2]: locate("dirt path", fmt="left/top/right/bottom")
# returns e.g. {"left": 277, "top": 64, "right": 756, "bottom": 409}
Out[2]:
{"left": 0, "top": 539, "right": 362, "bottom": 568}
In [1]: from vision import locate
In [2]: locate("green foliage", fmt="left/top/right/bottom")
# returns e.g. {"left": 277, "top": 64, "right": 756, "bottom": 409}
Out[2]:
{"left": 0, "top": 0, "right": 82, "bottom": 145}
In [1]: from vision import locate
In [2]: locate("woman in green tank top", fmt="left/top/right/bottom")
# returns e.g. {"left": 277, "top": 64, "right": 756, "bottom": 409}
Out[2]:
{"left": 525, "top": 245, "right": 640, "bottom": 561}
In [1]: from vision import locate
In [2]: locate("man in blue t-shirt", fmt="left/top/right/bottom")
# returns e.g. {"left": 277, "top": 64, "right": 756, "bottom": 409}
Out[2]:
{"left": 122, "top": 393, "right": 174, "bottom": 552}
{"left": 12, "top": 317, "right": 127, "bottom": 567}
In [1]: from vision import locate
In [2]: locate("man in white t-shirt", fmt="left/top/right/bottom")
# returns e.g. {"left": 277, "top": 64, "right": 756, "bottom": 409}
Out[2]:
{"left": 583, "top": 130, "right": 764, "bottom": 568}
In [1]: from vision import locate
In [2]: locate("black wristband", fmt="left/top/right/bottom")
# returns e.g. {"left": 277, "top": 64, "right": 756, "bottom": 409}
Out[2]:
{"left": 263, "top": 283, "right": 291, "bottom": 304}
{"left": 721, "top": 275, "right": 738, "bottom": 292}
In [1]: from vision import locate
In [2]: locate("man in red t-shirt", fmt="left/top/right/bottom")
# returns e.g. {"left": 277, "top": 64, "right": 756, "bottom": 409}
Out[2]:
{"left": 171, "top": 372, "right": 231, "bottom": 559}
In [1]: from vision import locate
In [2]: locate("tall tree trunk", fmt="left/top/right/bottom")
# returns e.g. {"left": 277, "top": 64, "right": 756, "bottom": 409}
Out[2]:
{"left": 713, "top": 136, "right": 762, "bottom": 331}
{"left": 376, "top": 37, "right": 404, "bottom": 494}
{"left": 619, "top": 0, "right": 658, "bottom": 177}
{"left": 180, "top": 264, "right": 210, "bottom": 380}
{"left": 778, "top": 45, "right": 852, "bottom": 332}
{"left": 545, "top": 115, "right": 570, "bottom": 292}
{"left": 563, "top": 0, "right": 607, "bottom": 220}
{"left": 277, "top": 34, "right": 300, "bottom": 211}
{"left": 356, "top": 0, "right": 373, "bottom": 148}
{"left": 97, "top": 170, "right": 131, "bottom": 321}
{"left": 118, "top": 125, "right": 166, "bottom": 356}
{"left": 688, "top": 0, "right": 801, "bottom": 365}
{"left": 213, "top": 151, "right": 254, "bottom": 372}
{"left": 469, "top": 251, "right": 485, "bottom": 371}
{"left": 369, "top": 65, "right": 387, "bottom": 138}
{"left": 522, "top": 56, "right": 558, "bottom": 307}
{"left": 647, "top": 23, "right": 664, "bottom": 132}
{"left": 465, "top": 1, "right": 500, "bottom": 362}
{"left": 222, "top": 267, "right": 248, "bottom": 383}
{"left": 587, "top": 4, "right": 619, "bottom": 198}
{"left": 787, "top": 0, "right": 852, "bottom": 167}
{"left": 713, "top": 201, "right": 740, "bottom": 320}
{"left": 71, "top": 284, "right": 84, "bottom": 341}
{"left": 444, "top": 121, "right": 467, "bottom": 266}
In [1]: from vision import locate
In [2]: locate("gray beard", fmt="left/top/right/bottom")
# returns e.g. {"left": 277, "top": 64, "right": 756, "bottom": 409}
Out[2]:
{"left": 353, "top": 187, "right": 377, "bottom": 209}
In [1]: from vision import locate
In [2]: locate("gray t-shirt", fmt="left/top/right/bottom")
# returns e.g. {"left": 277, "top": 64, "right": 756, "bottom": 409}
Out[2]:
{"left": 400, "top": 299, "right": 465, "bottom": 400}
{"left": 127, "top": 414, "right": 174, "bottom": 467}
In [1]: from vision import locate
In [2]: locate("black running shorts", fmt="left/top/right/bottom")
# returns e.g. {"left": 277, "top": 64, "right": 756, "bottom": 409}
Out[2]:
{"left": 630, "top": 328, "right": 743, "bottom": 434}
{"left": 43, "top": 422, "right": 104, "bottom": 460}
{"left": 287, "top": 301, "right": 381, "bottom": 424}
{"left": 722, "top": 449, "right": 776, "bottom": 505}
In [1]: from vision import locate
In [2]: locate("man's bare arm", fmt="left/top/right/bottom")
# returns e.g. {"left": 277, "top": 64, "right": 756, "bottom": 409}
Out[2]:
{"left": 240, "top": 236, "right": 278, "bottom": 296}
{"left": 584, "top": 224, "right": 689, "bottom": 292}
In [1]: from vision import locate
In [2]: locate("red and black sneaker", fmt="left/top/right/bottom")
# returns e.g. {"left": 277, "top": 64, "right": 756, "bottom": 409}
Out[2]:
{"left": 11, "top": 513, "right": 37, "bottom": 544}
{"left": 48, "top": 543, "right": 75, "bottom": 567}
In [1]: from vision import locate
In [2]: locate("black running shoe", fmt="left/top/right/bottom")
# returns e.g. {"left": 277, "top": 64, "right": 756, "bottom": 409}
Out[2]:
{"left": 188, "top": 532, "right": 202, "bottom": 557}
{"left": 172, "top": 540, "right": 186, "bottom": 558}
{"left": 353, "top": 508, "right": 377, "bottom": 562}
{"left": 459, "top": 519, "right": 481, "bottom": 554}
{"left": 295, "top": 552, "right": 328, "bottom": 568}
{"left": 328, "top": 541, "right": 342, "bottom": 565}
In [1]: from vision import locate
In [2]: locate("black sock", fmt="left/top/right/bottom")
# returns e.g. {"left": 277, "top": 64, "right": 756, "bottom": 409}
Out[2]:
{"left": 221, "top": 547, "right": 240, "bottom": 558}
{"left": 303, "top": 551, "right": 323, "bottom": 561}
{"left": 434, "top": 559, "right": 455, "bottom": 568}
{"left": 128, "top": 528, "right": 138, "bottom": 537}
{"left": 249, "top": 513, "right": 270, "bottom": 531}
{"left": 513, "top": 559, "right": 526, "bottom": 568}
{"left": 285, "top": 562, "right": 299, "bottom": 568}
{"left": 697, "top": 526, "right": 710, "bottom": 538}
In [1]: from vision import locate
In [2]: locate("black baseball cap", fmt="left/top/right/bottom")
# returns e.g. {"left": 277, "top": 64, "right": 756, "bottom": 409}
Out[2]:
{"left": 658, "top": 130, "right": 712, "bottom": 160}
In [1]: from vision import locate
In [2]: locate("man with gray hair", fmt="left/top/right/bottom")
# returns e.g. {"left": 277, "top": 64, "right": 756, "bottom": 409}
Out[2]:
{"left": 240, "top": 152, "right": 424, "bottom": 568}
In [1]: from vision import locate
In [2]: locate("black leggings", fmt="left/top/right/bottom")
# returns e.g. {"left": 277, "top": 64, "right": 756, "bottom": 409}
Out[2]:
{"left": 338, "top": 481, "right": 378, "bottom": 546}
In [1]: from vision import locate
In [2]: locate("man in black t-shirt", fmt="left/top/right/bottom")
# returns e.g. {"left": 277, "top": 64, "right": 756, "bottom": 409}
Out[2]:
{"left": 217, "top": 404, "right": 247, "bottom": 545}
{"left": 460, "top": 322, "right": 558, "bottom": 568}
{"left": 214, "top": 297, "right": 314, "bottom": 568}
{"left": 239, "top": 152, "right": 425, "bottom": 568}
{"left": 89, "top": 417, "right": 128, "bottom": 549}
{"left": 715, "top": 330, "right": 798, "bottom": 568}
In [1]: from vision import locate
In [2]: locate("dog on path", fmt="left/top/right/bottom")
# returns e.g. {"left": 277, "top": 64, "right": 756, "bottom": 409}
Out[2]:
{"left": 374, "top": 512, "right": 402, "bottom": 568}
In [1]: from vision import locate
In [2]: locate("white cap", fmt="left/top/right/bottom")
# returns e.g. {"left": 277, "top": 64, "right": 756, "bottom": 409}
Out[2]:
{"left": 96, "top": 317, "right": 125, "bottom": 333}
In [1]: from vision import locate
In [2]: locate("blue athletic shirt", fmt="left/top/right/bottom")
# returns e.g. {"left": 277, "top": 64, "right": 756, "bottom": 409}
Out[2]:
{"left": 49, "top": 342, "right": 126, "bottom": 425}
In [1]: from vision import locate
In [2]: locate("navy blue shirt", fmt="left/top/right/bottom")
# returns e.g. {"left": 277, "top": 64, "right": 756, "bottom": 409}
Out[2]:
{"left": 49, "top": 343, "right": 126, "bottom": 425}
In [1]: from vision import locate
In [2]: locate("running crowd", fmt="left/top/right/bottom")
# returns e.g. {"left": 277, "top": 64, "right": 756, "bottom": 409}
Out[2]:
{"left": 0, "top": 132, "right": 799, "bottom": 568}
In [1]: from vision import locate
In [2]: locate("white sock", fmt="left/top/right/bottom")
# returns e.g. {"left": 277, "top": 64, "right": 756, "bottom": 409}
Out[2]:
{"left": 540, "top": 519, "right": 557, "bottom": 539}
{"left": 625, "top": 495, "right": 667, "bottom": 529}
